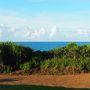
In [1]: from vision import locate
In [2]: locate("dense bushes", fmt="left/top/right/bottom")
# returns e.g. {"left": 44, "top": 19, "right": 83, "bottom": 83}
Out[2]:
{"left": 0, "top": 42, "right": 90, "bottom": 75}
{"left": 19, "top": 60, "right": 41, "bottom": 74}
{"left": 0, "top": 65, "right": 12, "bottom": 73}
{"left": 40, "top": 57, "right": 90, "bottom": 74}
{"left": 0, "top": 42, "right": 33, "bottom": 70}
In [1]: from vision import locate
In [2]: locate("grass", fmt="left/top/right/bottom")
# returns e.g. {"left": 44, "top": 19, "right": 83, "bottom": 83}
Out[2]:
{"left": 0, "top": 85, "right": 90, "bottom": 90}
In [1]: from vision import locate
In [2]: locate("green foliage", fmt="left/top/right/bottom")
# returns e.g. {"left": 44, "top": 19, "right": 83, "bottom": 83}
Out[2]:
{"left": 65, "top": 43, "right": 78, "bottom": 58}
{"left": 29, "top": 60, "right": 40, "bottom": 69}
{"left": 3, "top": 66, "right": 12, "bottom": 73}
{"left": 0, "top": 65, "right": 3, "bottom": 73}
{"left": 19, "top": 60, "right": 41, "bottom": 74}
{"left": 0, "top": 42, "right": 33, "bottom": 70}
{"left": 40, "top": 57, "right": 90, "bottom": 74}
{"left": 20, "top": 62, "right": 30, "bottom": 71}
{"left": 0, "top": 42, "right": 90, "bottom": 75}
{"left": 0, "top": 65, "right": 12, "bottom": 73}
{"left": 77, "top": 58, "right": 90, "bottom": 71}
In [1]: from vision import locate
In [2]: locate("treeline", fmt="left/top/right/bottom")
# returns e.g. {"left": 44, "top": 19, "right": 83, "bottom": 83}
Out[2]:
{"left": 0, "top": 42, "right": 90, "bottom": 75}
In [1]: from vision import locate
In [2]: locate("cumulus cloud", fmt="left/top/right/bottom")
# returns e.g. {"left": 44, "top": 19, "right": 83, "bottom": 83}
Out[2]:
{"left": 77, "top": 29, "right": 90, "bottom": 36}
{"left": 49, "top": 26, "right": 58, "bottom": 37}
{"left": 0, "top": 23, "right": 90, "bottom": 41}
{"left": 0, "top": 29, "right": 2, "bottom": 37}
{"left": 0, "top": 24, "right": 15, "bottom": 41}
{"left": 0, "top": 24, "right": 46, "bottom": 41}
{"left": 29, "top": 27, "right": 46, "bottom": 40}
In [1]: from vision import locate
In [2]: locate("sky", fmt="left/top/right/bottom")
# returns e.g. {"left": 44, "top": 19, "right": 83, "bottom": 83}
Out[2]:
{"left": 0, "top": 0, "right": 90, "bottom": 41}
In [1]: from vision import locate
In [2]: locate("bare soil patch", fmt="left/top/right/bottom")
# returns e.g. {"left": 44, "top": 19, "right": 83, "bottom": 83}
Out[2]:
{"left": 0, "top": 74, "right": 90, "bottom": 88}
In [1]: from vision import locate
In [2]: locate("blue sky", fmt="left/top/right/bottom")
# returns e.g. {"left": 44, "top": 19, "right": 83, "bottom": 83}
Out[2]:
{"left": 0, "top": 0, "right": 90, "bottom": 41}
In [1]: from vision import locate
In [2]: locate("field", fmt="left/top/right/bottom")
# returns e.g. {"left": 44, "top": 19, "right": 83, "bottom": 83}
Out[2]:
{"left": 0, "top": 74, "right": 90, "bottom": 90}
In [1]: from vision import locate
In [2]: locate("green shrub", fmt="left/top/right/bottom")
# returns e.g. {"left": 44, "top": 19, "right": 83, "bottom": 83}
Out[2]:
{"left": 29, "top": 60, "right": 40, "bottom": 69}
{"left": 20, "top": 60, "right": 40, "bottom": 71}
{"left": 0, "top": 42, "right": 33, "bottom": 70}
{"left": 0, "top": 65, "right": 3, "bottom": 73}
{"left": 40, "top": 58, "right": 90, "bottom": 74}
{"left": 0, "top": 42, "right": 90, "bottom": 75}
{"left": 20, "top": 62, "right": 30, "bottom": 71}
{"left": 77, "top": 58, "right": 90, "bottom": 72}
{"left": 3, "top": 66, "right": 12, "bottom": 73}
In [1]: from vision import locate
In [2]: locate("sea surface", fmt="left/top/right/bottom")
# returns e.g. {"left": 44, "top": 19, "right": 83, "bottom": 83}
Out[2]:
{"left": 16, "top": 42, "right": 90, "bottom": 51}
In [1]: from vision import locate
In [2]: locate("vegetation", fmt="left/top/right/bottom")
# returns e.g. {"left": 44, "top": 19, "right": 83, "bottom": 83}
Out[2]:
{"left": 0, "top": 42, "right": 90, "bottom": 75}
{"left": 0, "top": 85, "right": 90, "bottom": 90}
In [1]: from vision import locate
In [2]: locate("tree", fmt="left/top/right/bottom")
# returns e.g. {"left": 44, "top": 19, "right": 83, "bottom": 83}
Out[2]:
{"left": 65, "top": 43, "right": 78, "bottom": 59}
{"left": 0, "top": 42, "right": 33, "bottom": 70}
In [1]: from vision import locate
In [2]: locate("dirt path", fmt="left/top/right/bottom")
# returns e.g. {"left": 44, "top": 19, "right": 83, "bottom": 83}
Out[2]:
{"left": 0, "top": 74, "right": 90, "bottom": 88}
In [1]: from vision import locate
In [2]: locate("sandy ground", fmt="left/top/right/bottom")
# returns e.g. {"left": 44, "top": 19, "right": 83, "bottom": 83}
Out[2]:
{"left": 0, "top": 74, "right": 90, "bottom": 88}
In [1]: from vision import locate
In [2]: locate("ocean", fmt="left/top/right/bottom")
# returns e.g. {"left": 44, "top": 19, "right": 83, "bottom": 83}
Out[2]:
{"left": 16, "top": 42, "right": 90, "bottom": 51}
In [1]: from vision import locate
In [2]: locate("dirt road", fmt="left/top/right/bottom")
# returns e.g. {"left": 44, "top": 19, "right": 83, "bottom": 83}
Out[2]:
{"left": 0, "top": 74, "right": 90, "bottom": 88}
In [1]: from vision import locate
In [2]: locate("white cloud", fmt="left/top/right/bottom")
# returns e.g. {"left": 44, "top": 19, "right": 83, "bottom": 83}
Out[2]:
{"left": 29, "top": 27, "right": 46, "bottom": 40}
{"left": 0, "top": 30, "right": 2, "bottom": 37}
{"left": 0, "top": 24, "right": 4, "bottom": 27}
{"left": 77, "top": 29, "right": 89, "bottom": 36}
{"left": 0, "top": 24, "right": 90, "bottom": 41}
{"left": 0, "top": 24, "right": 46, "bottom": 41}
{"left": 49, "top": 26, "right": 58, "bottom": 37}
{"left": 0, "top": 9, "right": 90, "bottom": 41}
